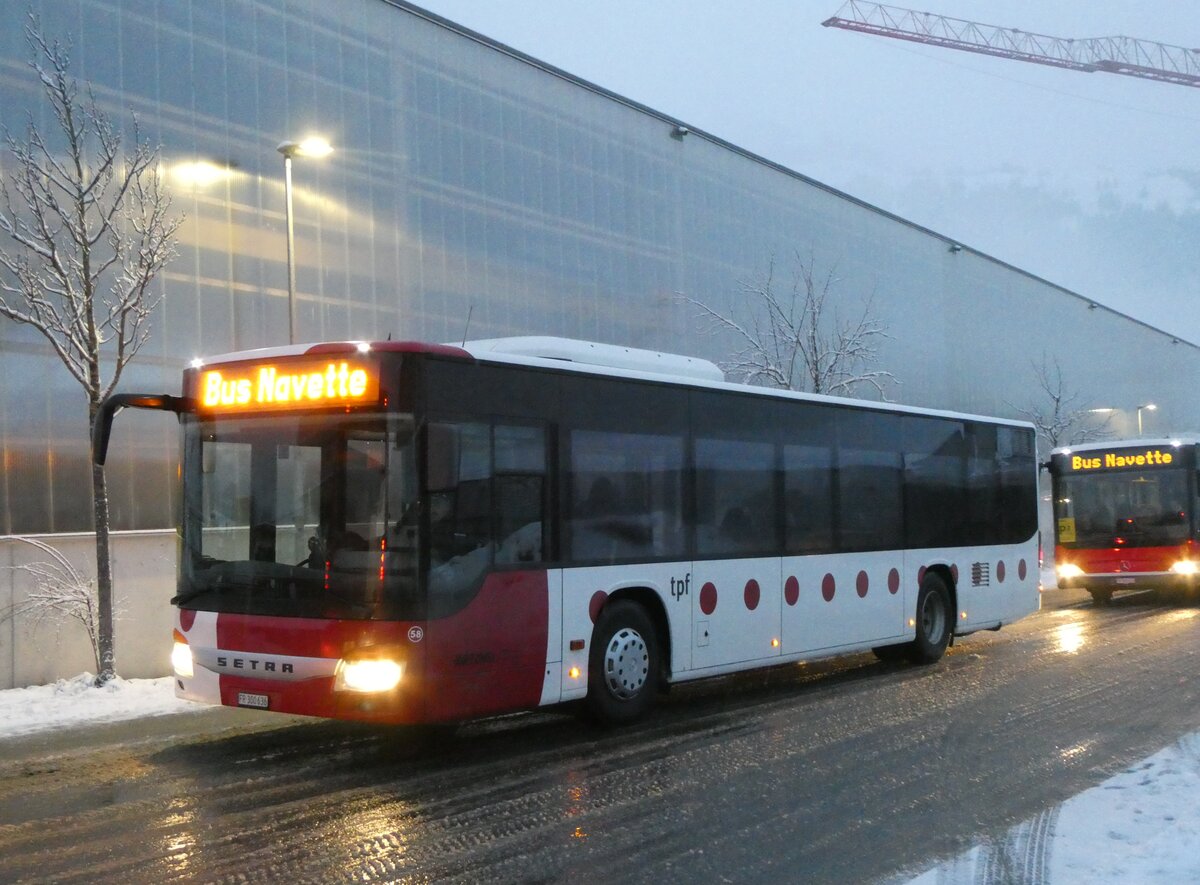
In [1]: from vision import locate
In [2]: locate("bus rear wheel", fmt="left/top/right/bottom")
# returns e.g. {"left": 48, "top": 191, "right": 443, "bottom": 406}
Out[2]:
{"left": 586, "top": 600, "right": 661, "bottom": 725}
{"left": 909, "top": 572, "right": 952, "bottom": 664}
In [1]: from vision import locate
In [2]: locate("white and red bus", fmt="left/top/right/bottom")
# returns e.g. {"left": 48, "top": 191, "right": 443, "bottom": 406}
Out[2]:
{"left": 1049, "top": 439, "right": 1200, "bottom": 605}
{"left": 94, "top": 336, "right": 1040, "bottom": 725}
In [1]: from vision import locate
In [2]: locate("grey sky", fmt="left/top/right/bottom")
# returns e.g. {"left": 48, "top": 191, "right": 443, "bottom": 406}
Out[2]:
{"left": 413, "top": 0, "right": 1200, "bottom": 343}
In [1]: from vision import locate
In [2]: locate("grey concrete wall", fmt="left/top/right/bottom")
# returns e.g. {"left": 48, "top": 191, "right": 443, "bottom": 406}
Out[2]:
{"left": 0, "top": 531, "right": 175, "bottom": 689}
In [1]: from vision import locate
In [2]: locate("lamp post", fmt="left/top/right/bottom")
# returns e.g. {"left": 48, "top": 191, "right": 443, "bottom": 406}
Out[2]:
{"left": 276, "top": 137, "right": 333, "bottom": 344}
{"left": 1137, "top": 403, "right": 1157, "bottom": 436}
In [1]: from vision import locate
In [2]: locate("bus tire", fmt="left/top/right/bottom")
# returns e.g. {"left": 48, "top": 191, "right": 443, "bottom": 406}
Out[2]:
{"left": 586, "top": 600, "right": 661, "bottom": 725}
{"left": 908, "top": 572, "right": 952, "bottom": 664}
{"left": 1089, "top": 588, "right": 1112, "bottom": 606}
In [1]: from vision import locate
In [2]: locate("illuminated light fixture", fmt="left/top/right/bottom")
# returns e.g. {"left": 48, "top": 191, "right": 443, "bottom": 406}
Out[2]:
{"left": 336, "top": 658, "right": 402, "bottom": 693}
{"left": 1171, "top": 439, "right": 1183, "bottom": 447}
{"left": 908, "top": 618, "right": 916, "bottom": 627}
{"left": 771, "top": 638, "right": 780, "bottom": 648}
{"left": 277, "top": 136, "right": 334, "bottom": 345}
{"left": 282, "top": 136, "right": 334, "bottom": 159}
{"left": 1060, "top": 448, "right": 1072, "bottom": 456}
{"left": 172, "top": 160, "right": 232, "bottom": 188}
{"left": 1087, "top": 408, "right": 1114, "bottom": 414}
{"left": 355, "top": 341, "right": 371, "bottom": 353}
{"left": 961, "top": 611, "right": 968, "bottom": 620}
{"left": 1137, "top": 403, "right": 1157, "bottom": 435}
{"left": 171, "top": 631, "right": 194, "bottom": 679}
{"left": 190, "top": 358, "right": 204, "bottom": 369}
{"left": 568, "top": 667, "right": 581, "bottom": 680}
{"left": 1170, "top": 560, "right": 1199, "bottom": 575}
{"left": 1057, "top": 563, "right": 1084, "bottom": 579}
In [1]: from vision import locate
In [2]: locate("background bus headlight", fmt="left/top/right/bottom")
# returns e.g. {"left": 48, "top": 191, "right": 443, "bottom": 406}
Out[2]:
{"left": 1171, "top": 560, "right": 1199, "bottom": 575}
{"left": 171, "top": 641, "right": 194, "bottom": 678}
{"left": 1057, "top": 563, "right": 1084, "bottom": 579}
{"left": 336, "top": 658, "right": 403, "bottom": 693}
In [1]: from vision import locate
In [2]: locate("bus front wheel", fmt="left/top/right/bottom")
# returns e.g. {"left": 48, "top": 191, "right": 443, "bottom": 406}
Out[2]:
{"left": 1089, "top": 588, "right": 1113, "bottom": 606}
{"left": 586, "top": 600, "right": 661, "bottom": 725}
{"left": 909, "top": 573, "right": 952, "bottom": 664}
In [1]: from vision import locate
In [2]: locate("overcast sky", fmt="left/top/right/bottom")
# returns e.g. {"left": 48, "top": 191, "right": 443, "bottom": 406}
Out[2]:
{"left": 413, "top": 0, "right": 1200, "bottom": 344}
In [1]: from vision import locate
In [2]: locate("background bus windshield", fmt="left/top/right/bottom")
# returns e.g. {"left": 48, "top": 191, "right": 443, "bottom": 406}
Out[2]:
{"left": 179, "top": 412, "right": 421, "bottom": 618}
{"left": 1055, "top": 470, "right": 1191, "bottom": 548}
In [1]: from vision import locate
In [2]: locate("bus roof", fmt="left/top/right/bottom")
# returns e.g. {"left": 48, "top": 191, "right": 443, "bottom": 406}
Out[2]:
{"left": 190, "top": 336, "right": 1034, "bottom": 431}
{"left": 1050, "top": 438, "right": 1200, "bottom": 456}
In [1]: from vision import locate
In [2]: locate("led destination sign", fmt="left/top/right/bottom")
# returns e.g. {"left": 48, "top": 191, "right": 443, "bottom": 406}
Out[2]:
{"left": 1065, "top": 447, "right": 1175, "bottom": 472}
{"left": 197, "top": 359, "right": 379, "bottom": 412}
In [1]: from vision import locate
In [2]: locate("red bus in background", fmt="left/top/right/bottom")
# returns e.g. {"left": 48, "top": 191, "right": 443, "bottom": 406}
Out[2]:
{"left": 95, "top": 336, "right": 1040, "bottom": 726}
{"left": 1049, "top": 439, "right": 1200, "bottom": 605}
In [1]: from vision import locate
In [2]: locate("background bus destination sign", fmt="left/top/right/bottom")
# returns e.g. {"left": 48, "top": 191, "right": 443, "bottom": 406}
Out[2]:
{"left": 1060, "top": 446, "right": 1176, "bottom": 472}
{"left": 195, "top": 358, "right": 379, "bottom": 412}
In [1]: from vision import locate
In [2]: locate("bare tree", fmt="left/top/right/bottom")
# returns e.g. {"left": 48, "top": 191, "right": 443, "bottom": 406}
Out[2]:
{"left": 0, "top": 538, "right": 103, "bottom": 675}
{"left": 0, "top": 16, "right": 181, "bottom": 684}
{"left": 1013, "top": 355, "right": 1113, "bottom": 452}
{"left": 679, "top": 250, "right": 897, "bottom": 398}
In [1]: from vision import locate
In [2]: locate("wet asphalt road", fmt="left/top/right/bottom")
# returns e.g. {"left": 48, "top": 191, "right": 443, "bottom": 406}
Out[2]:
{"left": 2, "top": 588, "right": 1200, "bottom": 884}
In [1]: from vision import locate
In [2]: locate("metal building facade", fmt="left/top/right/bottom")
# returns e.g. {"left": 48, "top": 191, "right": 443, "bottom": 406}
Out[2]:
{"left": 0, "top": 0, "right": 1193, "bottom": 535}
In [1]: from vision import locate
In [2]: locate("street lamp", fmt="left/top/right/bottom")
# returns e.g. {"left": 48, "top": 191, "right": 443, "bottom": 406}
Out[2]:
{"left": 1137, "top": 403, "right": 1157, "bottom": 436}
{"left": 277, "top": 137, "right": 333, "bottom": 344}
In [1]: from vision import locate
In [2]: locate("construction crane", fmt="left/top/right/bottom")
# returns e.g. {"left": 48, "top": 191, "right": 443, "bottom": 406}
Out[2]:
{"left": 822, "top": 1, "right": 1200, "bottom": 88}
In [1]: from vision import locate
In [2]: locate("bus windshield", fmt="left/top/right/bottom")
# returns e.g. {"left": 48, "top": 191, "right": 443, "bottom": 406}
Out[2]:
{"left": 1055, "top": 469, "right": 1191, "bottom": 548}
{"left": 179, "top": 411, "right": 422, "bottom": 619}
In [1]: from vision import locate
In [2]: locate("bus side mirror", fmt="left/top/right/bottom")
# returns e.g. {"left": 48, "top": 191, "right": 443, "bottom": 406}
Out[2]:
{"left": 93, "top": 393, "right": 193, "bottom": 466}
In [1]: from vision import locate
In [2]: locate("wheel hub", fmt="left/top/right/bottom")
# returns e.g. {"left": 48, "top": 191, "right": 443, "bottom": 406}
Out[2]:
{"left": 603, "top": 626, "right": 649, "bottom": 700}
{"left": 921, "top": 593, "right": 946, "bottom": 642}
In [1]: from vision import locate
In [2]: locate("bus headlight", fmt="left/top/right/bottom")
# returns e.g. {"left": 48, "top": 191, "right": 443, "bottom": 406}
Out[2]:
{"left": 1057, "top": 563, "right": 1084, "bottom": 579}
{"left": 171, "top": 640, "right": 194, "bottom": 679}
{"left": 336, "top": 658, "right": 403, "bottom": 693}
{"left": 1171, "top": 560, "right": 1199, "bottom": 575}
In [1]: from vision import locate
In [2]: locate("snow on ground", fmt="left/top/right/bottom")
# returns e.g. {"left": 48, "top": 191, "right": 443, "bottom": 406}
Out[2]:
{"left": 0, "top": 672, "right": 202, "bottom": 739}
{"left": 905, "top": 732, "right": 1200, "bottom": 883}
{"left": 1, "top": 673, "right": 1197, "bottom": 883}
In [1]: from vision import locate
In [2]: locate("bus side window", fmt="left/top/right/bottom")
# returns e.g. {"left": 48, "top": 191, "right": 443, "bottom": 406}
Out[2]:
{"left": 494, "top": 424, "right": 546, "bottom": 565}
{"left": 426, "top": 422, "right": 492, "bottom": 614}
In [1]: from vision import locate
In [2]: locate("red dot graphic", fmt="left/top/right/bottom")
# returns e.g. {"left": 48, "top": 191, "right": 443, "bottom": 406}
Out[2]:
{"left": 179, "top": 609, "right": 196, "bottom": 632}
{"left": 997, "top": 561, "right": 1006, "bottom": 583}
{"left": 744, "top": 579, "right": 760, "bottom": 611}
{"left": 1019, "top": 559, "right": 1028, "bottom": 580}
{"left": 821, "top": 573, "right": 836, "bottom": 602}
{"left": 888, "top": 568, "right": 900, "bottom": 595}
{"left": 856, "top": 570, "right": 869, "bottom": 598}
{"left": 700, "top": 582, "right": 718, "bottom": 615}
{"left": 589, "top": 591, "right": 608, "bottom": 623}
{"left": 951, "top": 564, "right": 959, "bottom": 585}
{"left": 918, "top": 565, "right": 927, "bottom": 585}
{"left": 785, "top": 575, "right": 800, "bottom": 606}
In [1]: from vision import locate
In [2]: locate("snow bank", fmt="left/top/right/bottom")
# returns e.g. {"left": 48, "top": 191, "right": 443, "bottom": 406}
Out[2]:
{"left": 0, "top": 672, "right": 201, "bottom": 739}
{"left": 907, "top": 732, "right": 1200, "bottom": 883}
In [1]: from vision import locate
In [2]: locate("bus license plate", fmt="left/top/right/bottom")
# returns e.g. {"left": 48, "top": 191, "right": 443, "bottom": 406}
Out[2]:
{"left": 1115, "top": 578, "right": 1135, "bottom": 584}
{"left": 237, "top": 691, "right": 269, "bottom": 709}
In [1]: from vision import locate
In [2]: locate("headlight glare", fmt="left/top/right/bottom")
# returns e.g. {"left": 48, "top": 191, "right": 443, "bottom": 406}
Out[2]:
{"left": 1171, "top": 560, "right": 1198, "bottom": 575}
{"left": 1057, "top": 563, "right": 1084, "bottom": 579}
{"left": 336, "top": 658, "right": 403, "bottom": 693}
{"left": 171, "top": 641, "right": 194, "bottom": 678}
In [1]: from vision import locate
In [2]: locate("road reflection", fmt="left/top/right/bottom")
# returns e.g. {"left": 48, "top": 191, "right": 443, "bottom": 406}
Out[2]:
{"left": 1048, "top": 610, "right": 1087, "bottom": 654}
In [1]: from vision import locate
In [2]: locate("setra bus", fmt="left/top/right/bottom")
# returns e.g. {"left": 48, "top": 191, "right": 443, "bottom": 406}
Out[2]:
{"left": 94, "top": 336, "right": 1040, "bottom": 725}
{"left": 1049, "top": 439, "right": 1200, "bottom": 605}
